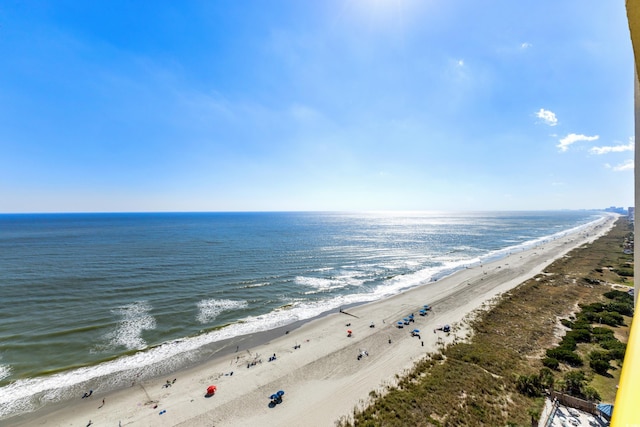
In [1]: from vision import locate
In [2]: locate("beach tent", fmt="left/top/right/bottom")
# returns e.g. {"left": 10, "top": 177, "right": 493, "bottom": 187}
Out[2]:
{"left": 596, "top": 403, "right": 613, "bottom": 420}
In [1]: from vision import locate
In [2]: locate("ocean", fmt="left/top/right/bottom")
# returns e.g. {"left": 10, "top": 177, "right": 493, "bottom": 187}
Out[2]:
{"left": 0, "top": 210, "right": 606, "bottom": 419}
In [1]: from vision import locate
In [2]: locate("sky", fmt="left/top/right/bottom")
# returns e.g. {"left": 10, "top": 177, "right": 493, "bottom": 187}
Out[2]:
{"left": 0, "top": 0, "right": 634, "bottom": 213}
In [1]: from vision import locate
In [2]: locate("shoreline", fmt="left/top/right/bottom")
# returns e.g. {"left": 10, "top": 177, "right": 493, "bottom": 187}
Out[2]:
{"left": 9, "top": 215, "right": 617, "bottom": 426}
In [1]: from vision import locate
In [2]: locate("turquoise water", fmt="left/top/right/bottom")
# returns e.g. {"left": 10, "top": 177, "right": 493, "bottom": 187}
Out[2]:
{"left": 0, "top": 210, "right": 605, "bottom": 418}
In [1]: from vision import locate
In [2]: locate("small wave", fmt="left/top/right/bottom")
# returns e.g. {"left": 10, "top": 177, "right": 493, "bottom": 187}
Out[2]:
{"left": 295, "top": 273, "right": 363, "bottom": 294}
{"left": 0, "top": 364, "right": 10, "bottom": 382}
{"left": 106, "top": 301, "right": 156, "bottom": 351}
{"left": 242, "top": 282, "right": 269, "bottom": 289}
{"left": 295, "top": 276, "right": 342, "bottom": 290}
{"left": 196, "top": 299, "right": 248, "bottom": 324}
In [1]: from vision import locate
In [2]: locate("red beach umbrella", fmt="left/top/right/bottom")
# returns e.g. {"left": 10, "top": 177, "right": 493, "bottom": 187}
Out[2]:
{"left": 207, "top": 385, "right": 217, "bottom": 395}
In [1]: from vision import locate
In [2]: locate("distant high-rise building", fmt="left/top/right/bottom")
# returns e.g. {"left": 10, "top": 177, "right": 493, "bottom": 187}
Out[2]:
{"left": 604, "top": 206, "right": 628, "bottom": 215}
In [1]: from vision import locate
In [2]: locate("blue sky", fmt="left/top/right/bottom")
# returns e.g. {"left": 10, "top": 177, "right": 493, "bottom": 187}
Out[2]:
{"left": 0, "top": 0, "right": 634, "bottom": 213}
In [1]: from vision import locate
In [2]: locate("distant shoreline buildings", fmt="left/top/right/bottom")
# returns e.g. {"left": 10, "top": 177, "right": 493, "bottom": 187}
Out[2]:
{"left": 603, "top": 206, "right": 633, "bottom": 218}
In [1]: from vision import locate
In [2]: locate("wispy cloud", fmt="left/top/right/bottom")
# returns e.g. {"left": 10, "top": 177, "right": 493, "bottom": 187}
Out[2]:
{"left": 557, "top": 133, "right": 599, "bottom": 152}
{"left": 521, "top": 42, "right": 532, "bottom": 49}
{"left": 606, "top": 159, "right": 634, "bottom": 171}
{"left": 535, "top": 108, "right": 558, "bottom": 126}
{"left": 589, "top": 137, "right": 634, "bottom": 155}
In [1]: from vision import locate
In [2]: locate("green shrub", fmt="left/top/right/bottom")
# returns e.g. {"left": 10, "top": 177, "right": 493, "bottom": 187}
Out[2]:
{"left": 563, "top": 371, "right": 586, "bottom": 396}
{"left": 584, "top": 311, "right": 624, "bottom": 326}
{"left": 616, "top": 268, "right": 633, "bottom": 277}
{"left": 566, "top": 329, "right": 591, "bottom": 344}
{"left": 580, "top": 302, "right": 605, "bottom": 313}
{"left": 603, "top": 290, "right": 633, "bottom": 302}
{"left": 605, "top": 302, "right": 633, "bottom": 316}
{"left": 591, "top": 327, "right": 615, "bottom": 341}
{"left": 558, "top": 337, "right": 577, "bottom": 351}
{"left": 546, "top": 348, "right": 583, "bottom": 367}
{"left": 542, "top": 357, "right": 559, "bottom": 370}
{"left": 588, "top": 351, "right": 612, "bottom": 375}
{"left": 538, "top": 367, "right": 555, "bottom": 389}
{"left": 583, "top": 386, "right": 601, "bottom": 402}
{"left": 560, "top": 318, "right": 573, "bottom": 328}
{"left": 572, "top": 319, "right": 593, "bottom": 331}
{"left": 589, "top": 350, "right": 611, "bottom": 362}
{"left": 601, "top": 340, "right": 626, "bottom": 361}
{"left": 599, "top": 312, "right": 624, "bottom": 326}
{"left": 590, "top": 358, "right": 611, "bottom": 375}
{"left": 516, "top": 374, "right": 542, "bottom": 397}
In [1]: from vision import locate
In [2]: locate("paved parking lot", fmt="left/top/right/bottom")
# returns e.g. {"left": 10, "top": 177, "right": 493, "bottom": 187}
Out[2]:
{"left": 547, "top": 404, "right": 607, "bottom": 427}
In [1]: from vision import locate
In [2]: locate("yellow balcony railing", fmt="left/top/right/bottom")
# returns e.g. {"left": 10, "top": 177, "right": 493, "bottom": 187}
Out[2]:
{"left": 611, "top": 312, "right": 640, "bottom": 425}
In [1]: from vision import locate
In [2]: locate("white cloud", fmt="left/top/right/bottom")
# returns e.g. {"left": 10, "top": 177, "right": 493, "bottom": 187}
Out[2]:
{"left": 535, "top": 108, "right": 558, "bottom": 126}
{"left": 612, "top": 159, "right": 634, "bottom": 171}
{"left": 457, "top": 59, "right": 464, "bottom": 66}
{"left": 521, "top": 42, "right": 532, "bottom": 49}
{"left": 589, "top": 138, "right": 634, "bottom": 155}
{"left": 557, "top": 133, "right": 599, "bottom": 152}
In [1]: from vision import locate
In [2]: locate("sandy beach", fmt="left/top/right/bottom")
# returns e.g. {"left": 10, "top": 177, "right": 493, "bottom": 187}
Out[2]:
{"left": 10, "top": 215, "right": 616, "bottom": 427}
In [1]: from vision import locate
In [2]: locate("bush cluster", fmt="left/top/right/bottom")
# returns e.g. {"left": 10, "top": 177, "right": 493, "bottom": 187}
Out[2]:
{"left": 534, "top": 287, "right": 630, "bottom": 399}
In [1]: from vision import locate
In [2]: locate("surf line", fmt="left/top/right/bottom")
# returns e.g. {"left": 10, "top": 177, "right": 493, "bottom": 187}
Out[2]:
{"left": 339, "top": 307, "right": 359, "bottom": 318}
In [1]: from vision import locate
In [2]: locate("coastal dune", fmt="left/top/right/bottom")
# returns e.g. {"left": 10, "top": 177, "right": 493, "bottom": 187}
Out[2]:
{"left": 14, "top": 216, "right": 616, "bottom": 427}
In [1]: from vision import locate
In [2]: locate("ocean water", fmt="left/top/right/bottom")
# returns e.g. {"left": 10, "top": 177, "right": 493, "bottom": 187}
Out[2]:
{"left": 0, "top": 210, "right": 606, "bottom": 419}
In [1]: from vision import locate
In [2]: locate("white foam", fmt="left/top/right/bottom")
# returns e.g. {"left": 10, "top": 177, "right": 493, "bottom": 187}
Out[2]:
{"left": 296, "top": 276, "right": 343, "bottom": 291}
{"left": 106, "top": 301, "right": 156, "bottom": 350}
{"left": 196, "top": 299, "right": 248, "bottom": 324}
{"left": 243, "top": 282, "right": 269, "bottom": 288}
{"left": 0, "top": 364, "right": 10, "bottom": 382}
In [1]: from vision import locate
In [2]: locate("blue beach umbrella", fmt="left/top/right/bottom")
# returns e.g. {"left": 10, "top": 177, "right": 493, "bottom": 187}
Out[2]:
{"left": 413, "top": 329, "right": 420, "bottom": 333}
{"left": 277, "top": 390, "right": 285, "bottom": 396}
{"left": 270, "top": 394, "right": 278, "bottom": 400}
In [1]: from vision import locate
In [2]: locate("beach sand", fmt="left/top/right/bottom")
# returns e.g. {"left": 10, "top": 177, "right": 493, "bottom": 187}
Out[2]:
{"left": 11, "top": 215, "right": 616, "bottom": 427}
